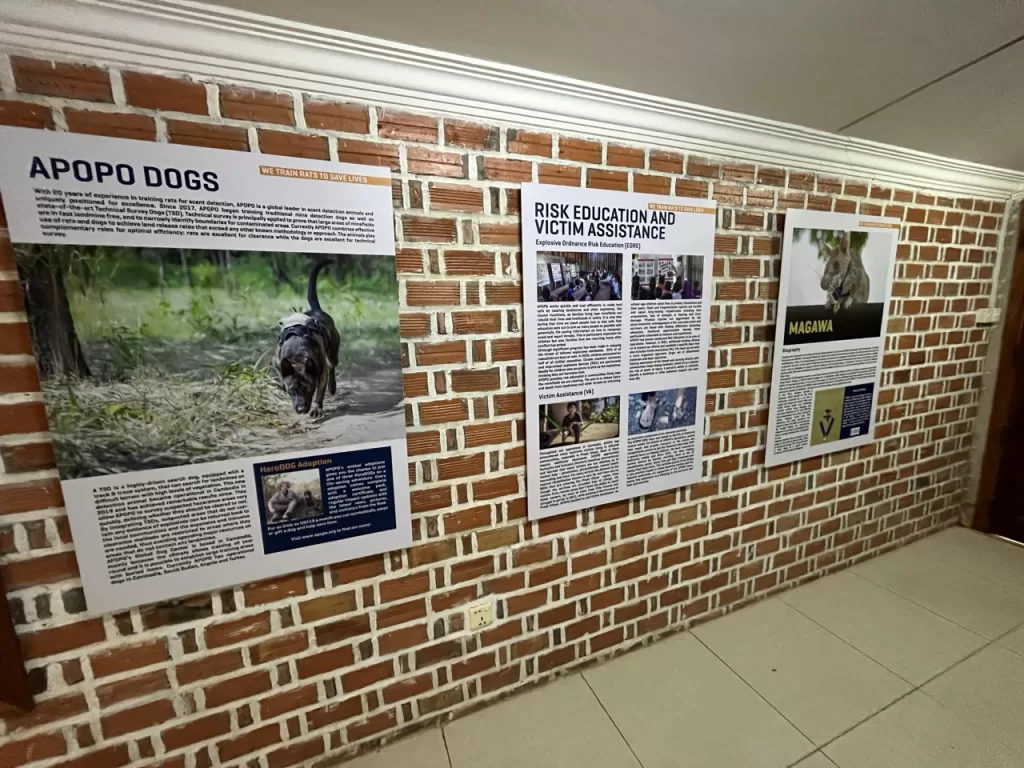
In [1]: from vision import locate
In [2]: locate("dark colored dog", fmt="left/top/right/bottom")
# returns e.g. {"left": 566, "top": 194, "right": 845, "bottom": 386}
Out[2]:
{"left": 274, "top": 260, "right": 341, "bottom": 418}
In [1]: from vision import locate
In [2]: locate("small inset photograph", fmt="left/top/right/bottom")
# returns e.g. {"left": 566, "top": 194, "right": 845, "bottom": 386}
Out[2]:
{"left": 631, "top": 254, "right": 704, "bottom": 300}
{"left": 628, "top": 388, "right": 697, "bottom": 434}
{"left": 538, "top": 396, "right": 620, "bottom": 450}
{"left": 810, "top": 387, "right": 844, "bottom": 446}
{"left": 536, "top": 252, "right": 622, "bottom": 302}
{"left": 260, "top": 468, "right": 323, "bottom": 524}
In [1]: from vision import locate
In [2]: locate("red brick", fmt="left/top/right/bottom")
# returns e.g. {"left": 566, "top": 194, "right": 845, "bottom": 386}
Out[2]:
{"left": 220, "top": 86, "right": 293, "bottom": 124}
{"left": 267, "top": 738, "right": 325, "bottom": 768}
{"left": 90, "top": 639, "right": 168, "bottom": 678}
{"left": 123, "top": 72, "right": 207, "bottom": 114}
{"left": 408, "top": 148, "right": 465, "bottom": 178}
{"left": 379, "top": 109, "right": 437, "bottom": 142}
{"left": 1, "top": 693, "right": 87, "bottom": 733}
{"left": 342, "top": 660, "right": 394, "bottom": 692}
{"left": 338, "top": 139, "right": 400, "bottom": 170}
{"left": 217, "top": 724, "right": 281, "bottom": 762}
{"left": 205, "top": 612, "right": 271, "bottom": 649}
{"left": 63, "top": 744, "right": 132, "bottom": 768}
{"left": 176, "top": 649, "right": 243, "bottom": 685}
{"left": 0, "top": 442, "right": 56, "bottom": 473}
{"left": 249, "top": 631, "right": 309, "bottom": 665}
{"left": 161, "top": 712, "right": 231, "bottom": 752}
{"left": 445, "top": 120, "right": 498, "bottom": 150}
{"left": 65, "top": 110, "right": 156, "bottom": 141}
{"left": 166, "top": 120, "right": 248, "bottom": 151}
{"left": 260, "top": 684, "right": 319, "bottom": 719}
{"left": 0, "top": 100, "right": 54, "bottom": 129}
{"left": 0, "top": 733, "right": 66, "bottom": 766}
{"left": 96, "top": 669, "right": 169, "bottom": 707}
{"left": 1, "top": 548, "right": 78, "bottom": 589}
{"left": 508, "top": 130, "right": 552, "bottom": 157}
{"left": 298, "top": 591, "right": 357, "bottom": 622}
{"left": 204, "top": 670, "right": 272, "bottom": 708}
{"left": 258, "top": 129, "right": 330, "bottom": 160}
{"left": 21, "top": 618, "right": 105, "bottom": 660}
{"left": 430, "top": 184, "right": 484, "bottom": 212}
{"left": 302, "top": 98, "right": 369, "bottom": 133}
{"left": 607, "top": 144, "right": 644, "bottom": 168}
{"left": 403, "top": 217, "right": 458, "bottom": 243}
{"left": 538, "top": 164, "right": 581, "bottom": 186}
{"left": 11, "top": 57, "right": 111, "bottom": 101}
{"left": 101, "top": 699, "right": 175, "bottom": 738}
{"left": 559, "top": 137, "right": 601, "bottom": 163}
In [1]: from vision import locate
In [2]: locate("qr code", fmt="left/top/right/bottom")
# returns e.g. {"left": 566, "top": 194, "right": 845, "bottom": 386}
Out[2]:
{"left": 850, "top": 427, "right": 861, "bottom": 436}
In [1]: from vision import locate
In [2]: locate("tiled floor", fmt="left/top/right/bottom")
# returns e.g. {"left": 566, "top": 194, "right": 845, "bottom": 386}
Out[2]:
{"left": 348, "top": 527, "right": 1024, "bottom": 767}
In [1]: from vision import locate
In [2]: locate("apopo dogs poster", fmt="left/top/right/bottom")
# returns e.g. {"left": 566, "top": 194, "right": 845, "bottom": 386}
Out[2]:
{"left": 765, "top": 210, "right": 899, "bottom": 467}
{"left": 0, "top": 127, "right": 410, "bottom": 613}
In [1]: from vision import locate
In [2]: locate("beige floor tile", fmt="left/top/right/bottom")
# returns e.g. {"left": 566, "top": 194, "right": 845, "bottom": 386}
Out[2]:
{"left": 444, "top": 675, "right": 640, "bottom": 768}
{"left": 852, "top": 533, "right": 1024, "bottom": 639}
{"left": 824, "top": 691, "right": 1019, "bottom": 768}
{"left": 692, "top": 599, "right": 909, "bottom": 745}
{"left": 584, "top": 632, "right": 813, "bottom": 768}
{"left": 781, "top": 570, "right": 986, "bottom": 684}
{"left": 792, "top": 753, "right": 838, "bottom": 768}
{"left": 922, "top": 643, "right": 1024, "bottom": 753}
{"left": 997, "top": 622, "right": 1024, "bottom": 657}
{"left": 345, "top": 727, "right": 450, "bottom": 768}
{"left": 908, "top": 528, "right": 1024, "bottom": 590}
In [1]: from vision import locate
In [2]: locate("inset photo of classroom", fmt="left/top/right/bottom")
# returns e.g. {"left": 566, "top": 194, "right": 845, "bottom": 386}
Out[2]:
{"left": 538, "top": 396, "right": 620, "bottom": 450}
{"left": 631, "top": 254, "right": 704, "bottom": 300}
{"left": 628, "top": 387, "right": 698, "bottom": 434}
{"left": 536, "top": 252, "right": 622, "bottom": 302}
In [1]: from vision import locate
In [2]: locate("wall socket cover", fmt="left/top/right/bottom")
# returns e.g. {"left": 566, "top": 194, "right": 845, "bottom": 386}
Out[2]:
{"left": 467, "top": 600, "right": 494, "bottom": 630}
{"left": 977, "top": 307, "right": 1002, "bottom": 325}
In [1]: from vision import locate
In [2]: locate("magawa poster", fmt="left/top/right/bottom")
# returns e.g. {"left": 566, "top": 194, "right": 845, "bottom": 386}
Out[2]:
{"left": 0, "top": 126, "right": 410, "bottom": 613}
{"left": 523, "top": 183, "right": 716, "bottom": 520}
{"left": 765, "top": 209, "right": 899, "bottom": 467}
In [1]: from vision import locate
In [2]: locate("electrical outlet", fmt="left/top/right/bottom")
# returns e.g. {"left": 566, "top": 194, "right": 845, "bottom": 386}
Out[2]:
{"left": 467, "top": 600, "right": 493, "bottom": 630}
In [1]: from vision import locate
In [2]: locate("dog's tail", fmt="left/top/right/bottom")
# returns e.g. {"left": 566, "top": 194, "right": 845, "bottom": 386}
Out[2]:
{"left": 307, "top": 259, "right": 331, "bottom": 313}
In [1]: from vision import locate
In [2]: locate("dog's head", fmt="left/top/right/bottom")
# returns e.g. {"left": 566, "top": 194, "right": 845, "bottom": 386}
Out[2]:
{"left": 278, "top": 315, "right": 322, "bottom": 415}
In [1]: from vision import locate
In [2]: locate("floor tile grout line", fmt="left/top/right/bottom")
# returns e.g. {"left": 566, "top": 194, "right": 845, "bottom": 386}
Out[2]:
{"left": 688, "top": 629, "right": 820, "bottom": 764}
{"left": 441, "top": 723, "right": 454, "bottom": 768}
{"left": 579, "top": 672, "right": 647, "bottom": 768}
{"left": 777, "top": 598, "right": 920, "bottom": 688}
{"left": 841, "top": 568, "right": 992, "bottom": 640}
{"left": 805, "top": 612, "right": 1024, "bottom": 758}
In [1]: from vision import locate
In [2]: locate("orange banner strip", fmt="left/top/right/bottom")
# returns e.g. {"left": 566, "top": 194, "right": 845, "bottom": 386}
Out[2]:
{"left": 648, "top": 202, "right": 716, "bottom": 215}
{"left": 259, "top": 165, "right": 390, "bottom": 185}
{"left": 859, "top": 221, "right": 900, "bottom": 229}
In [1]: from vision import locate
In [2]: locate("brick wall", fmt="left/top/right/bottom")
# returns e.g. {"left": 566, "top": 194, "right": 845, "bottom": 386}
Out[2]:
{"left": 0, "top": 51, "right": 1007, "bottom": 767}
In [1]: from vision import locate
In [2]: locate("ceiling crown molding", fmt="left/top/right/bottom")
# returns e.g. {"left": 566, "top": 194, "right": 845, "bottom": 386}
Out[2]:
{"left": 2, "top": 0, "right": 1023, "bottom": 198}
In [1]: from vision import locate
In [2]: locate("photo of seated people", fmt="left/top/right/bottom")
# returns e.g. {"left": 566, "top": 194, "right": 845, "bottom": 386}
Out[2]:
{"left": 630, "top": 254, "right": 704, "bottom": 301}
{"left": 536, "top": 252, "right": 622, "bottom": 303}
{"left": 538, "top": 396, "right": 620, "bottom": 450}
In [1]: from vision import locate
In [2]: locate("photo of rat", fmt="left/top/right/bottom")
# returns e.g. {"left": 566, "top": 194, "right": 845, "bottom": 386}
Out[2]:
{"left": 818, "top": 232, "right": 870, "bottom": 312}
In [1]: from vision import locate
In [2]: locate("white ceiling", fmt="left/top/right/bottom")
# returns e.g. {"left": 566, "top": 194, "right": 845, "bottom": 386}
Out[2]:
{"left": 204, "top": 0, "right": 1024, "bottom": 170}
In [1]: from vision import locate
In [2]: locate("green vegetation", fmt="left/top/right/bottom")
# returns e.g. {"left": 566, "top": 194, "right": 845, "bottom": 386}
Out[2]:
{"left": 19, "top": 246, "right": 401, "bottom": 478}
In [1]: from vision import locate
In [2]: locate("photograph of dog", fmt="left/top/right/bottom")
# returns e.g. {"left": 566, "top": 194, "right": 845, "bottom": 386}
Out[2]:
{"left": 631, "top": 254, "right": 704, "bottom": 301}
{"left": 538, "top": 397, "right": 620, "bottom": 450}
{"left": 275, "top": 260, "right": 342, "bottom": 419}
{"left": 627, "top": 388, "right": 697, "bottom": 435}
{"left": 15, "top": 245, "right": 405, "bottom": 480}
{"left": 260, "top": 469, "right": 324, "bottom": 524}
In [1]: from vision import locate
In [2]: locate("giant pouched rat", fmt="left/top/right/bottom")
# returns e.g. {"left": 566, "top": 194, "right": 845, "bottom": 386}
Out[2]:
{"left": 818, "top": 232, "right": 870, "bottom": 312}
